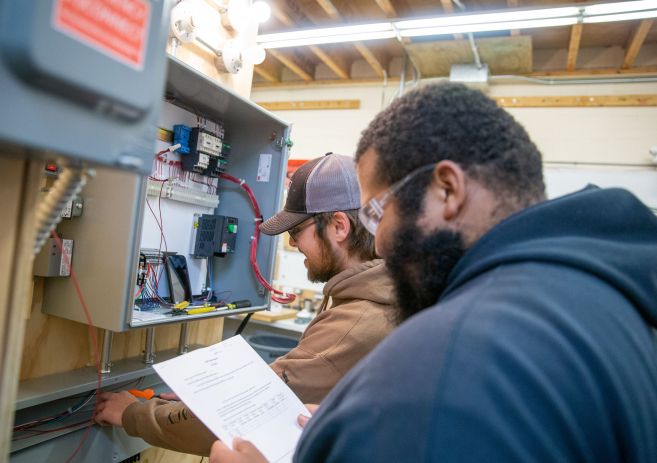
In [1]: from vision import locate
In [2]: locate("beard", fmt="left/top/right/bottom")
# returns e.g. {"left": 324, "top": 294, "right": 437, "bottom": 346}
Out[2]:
{"left": 384, "top": 221, "right": 466, "bottom": 325}
{"left": 307, "top": 236, "right": 343, "bottom": 283}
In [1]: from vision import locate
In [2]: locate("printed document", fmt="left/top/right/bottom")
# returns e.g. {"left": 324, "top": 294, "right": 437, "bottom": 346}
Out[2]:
{"left": 153, "top": 335, "right": 308, "bottom": 463}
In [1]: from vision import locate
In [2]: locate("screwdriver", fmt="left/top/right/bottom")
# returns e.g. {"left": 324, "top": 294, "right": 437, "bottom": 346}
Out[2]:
{"left": 128, "top": 388, "right": 159, "bottom": 400}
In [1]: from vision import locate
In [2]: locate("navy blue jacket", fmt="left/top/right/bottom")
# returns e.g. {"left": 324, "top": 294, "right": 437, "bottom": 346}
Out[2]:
{"left": 295, "top": 187, "right": 657, "bottom": 462}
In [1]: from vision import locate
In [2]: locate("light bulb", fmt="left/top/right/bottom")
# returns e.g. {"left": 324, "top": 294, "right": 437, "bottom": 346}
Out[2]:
{"left": 251, "top": 1, "right": 271, "bottom": 24}
{"left": 244, "top": 45, "right": 266, "bottom": 64}
{"left": 222, "top": 0, "right": 249, "bottom": 32}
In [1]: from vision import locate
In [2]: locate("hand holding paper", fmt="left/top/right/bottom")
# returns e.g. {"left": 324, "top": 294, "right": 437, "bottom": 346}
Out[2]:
{"left": 153, "top": 335, "right": 308, "bottom": 463}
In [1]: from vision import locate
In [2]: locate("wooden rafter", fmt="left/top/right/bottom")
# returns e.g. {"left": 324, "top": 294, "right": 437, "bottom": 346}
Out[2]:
{"left": 316, "top": 0, "right": 341, "bottom": 20}
{"left": 440, "top": 0, "right": 454, "bottom": 13}
{"left": 311, "top": 0, "right": 386, "bottom": 78}
{"left": 253, "top": 76, "right": 402, "bottom": 89}
{"left": 254, "top": 56, "right": 282, "bottom": 83}
{"left": 622, "top": 19, "right": 654, "bottom": 69}
{"left": 254, "top": 66, "right": 279, "bottom": 83}
{"left": 566, "top": 23, "right": 583, "bottom": 71}
{"left": 268, "top": 4, "right": 349, "bottom": 80}
{"left": 440, "top": 0, "right": 463, "bottom": 40}
{"left": 309, "top": 45, "right": 350, "bottom": 79}
{"left": 530, "top": 66, "right": 657, "bottom": 77}
{"left": 374, "top": 0, "right": 398, "bottom": 18}
{"left": 267, "top": 0, "right": 388, "bottom": 79}
{"left": 507, "top": 0, "right": 520, "bottom": 36}
{"left": 271, "top": 6, "right": 295, "bottom": 27}
{"left": 267, "top": 49, "right": 314, "bottom": 81}
{"left": 353, "top": 42, "right": 385, "bottom": 77}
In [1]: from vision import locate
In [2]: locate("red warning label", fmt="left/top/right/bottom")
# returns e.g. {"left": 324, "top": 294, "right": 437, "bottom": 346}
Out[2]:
{"left": 53, "top": 0, "right": 151, "bottom": 69}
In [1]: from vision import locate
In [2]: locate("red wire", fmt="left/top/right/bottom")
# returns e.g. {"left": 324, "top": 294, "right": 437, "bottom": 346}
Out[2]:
{"left": 219, "top": 173, "right": 295, "bottom": 305}
{"left": 50, "top": 230, "right": 101, "bottom": 463}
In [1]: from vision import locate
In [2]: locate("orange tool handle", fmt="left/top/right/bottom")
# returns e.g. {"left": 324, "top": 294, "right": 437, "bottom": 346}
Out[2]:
{"left": 128, "top": 388, "right": 156, "bottom": 400}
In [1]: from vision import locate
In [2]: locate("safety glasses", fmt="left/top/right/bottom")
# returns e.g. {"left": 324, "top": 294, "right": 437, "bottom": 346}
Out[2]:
{"left": 358, "top": 163, "right": 437, "bottom": 235}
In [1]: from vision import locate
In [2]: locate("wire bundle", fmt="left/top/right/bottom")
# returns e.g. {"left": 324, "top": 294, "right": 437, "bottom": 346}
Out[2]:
{"left": 220, "top": 173, "right": 295, "bottom": 305}
{"left": 13, "top": 378, "right": 145, "bottom": 443}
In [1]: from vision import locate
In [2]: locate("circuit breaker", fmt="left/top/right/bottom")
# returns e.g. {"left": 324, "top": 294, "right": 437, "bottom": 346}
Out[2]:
{"left": 181, "top": 127, "right": 231, "bottom": 177}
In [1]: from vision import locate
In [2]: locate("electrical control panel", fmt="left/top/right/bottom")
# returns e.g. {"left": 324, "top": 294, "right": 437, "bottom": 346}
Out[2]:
{"left": 0, "top": 0, "right": 173, "bottom": 174}
{"left": 39, "top": 56, "right": 291, "bottom": 331}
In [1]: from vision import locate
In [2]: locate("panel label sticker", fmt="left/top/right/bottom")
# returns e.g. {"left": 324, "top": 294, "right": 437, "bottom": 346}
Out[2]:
{"left": 53, "top": 0, "right": 151, "bottom": 70}
{"left": 256, "top": 154, "right": 272, "bottom": 182}
{"left": 59, "top": 239, "right": 74, "bottom": 277}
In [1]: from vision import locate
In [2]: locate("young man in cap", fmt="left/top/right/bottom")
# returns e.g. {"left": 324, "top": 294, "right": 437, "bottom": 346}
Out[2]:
{"left": 94, "top": 153, "right": 394, "bottom": 456}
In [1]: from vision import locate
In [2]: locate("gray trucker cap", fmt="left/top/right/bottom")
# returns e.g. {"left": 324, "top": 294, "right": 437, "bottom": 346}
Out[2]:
{"left": 260, "top": 153, "right": 361, "bottom": 235}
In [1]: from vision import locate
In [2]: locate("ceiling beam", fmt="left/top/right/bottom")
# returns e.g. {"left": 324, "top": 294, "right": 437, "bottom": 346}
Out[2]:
{"left": 530, "top": 65, "right": 657, "bottom": 77}
{"left": 566, "top": 23, "right": 583, "bottom": 71}
{"left": 254, "top": 55, "right": 283, "bottom": 83}
{"left": 270, "top": 4, "right": 350, "bottom": 80}
{"left": 309, "top": 45, "right": 350, "bottom": 79}
{"left": 622, "top": 19, "right": 654, "bottom": 69}
{"left": 254, "top": 59, "right": 281, "bottom": 83}
{"left": 353, "top": 42, "right": 386, "bottom": 77}
{"left": 310, "top": 0, "right": 386, "bottom": 78}
{"left": 316, "top": 0, "right": 341, "bottom": 20}
{"left": 507, "top": 0, "right": 520, "bottom": 36}
{"left": 374, "top": 0, "right": 398, "bottom": 18}
{"left": 267, "top": 49, "right": 314, "bottom": 81}
{"left": 271, "top": 3, "right": 295, "bottom": 27}
{"left": 440, "top": 0, "right": 464, "bottom": 40}
{"left": 254, "top": 76, "right": 401, "bottom": 89}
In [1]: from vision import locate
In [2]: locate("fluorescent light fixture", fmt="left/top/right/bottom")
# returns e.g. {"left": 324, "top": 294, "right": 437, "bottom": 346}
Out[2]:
{"left": 260, "top": 31, "right": 396, "bottom": 49}
{"left": 395, "top": 7, "right": 580, "bottom": 30}
{"left": 584, "top": 10, "right": 657, "bottom": 23}
{"left": 400, "top": 17, "right": 578, "bottom": 38}
{"left": 258, "top": 22, "right": 393, "bottom": 43}
{"left": 255, "top": 1, "right": 657, "bottom": 49}
{"left": 584, "top": 0, "right": 657, "bottom": 15}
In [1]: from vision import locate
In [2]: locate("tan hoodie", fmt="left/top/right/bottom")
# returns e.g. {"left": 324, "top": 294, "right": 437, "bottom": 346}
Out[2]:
{"left": 122, "top": 259, "right": 394, "bottom": 456}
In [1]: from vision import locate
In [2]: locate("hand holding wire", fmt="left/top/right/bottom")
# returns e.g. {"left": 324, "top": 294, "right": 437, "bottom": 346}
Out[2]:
{"left": 93, "top": 391, "right": 138, "bottom": 427}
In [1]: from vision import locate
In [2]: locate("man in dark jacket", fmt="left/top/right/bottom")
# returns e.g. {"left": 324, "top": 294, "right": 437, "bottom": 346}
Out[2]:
{"left": 211, "top": 83, "right": 657, "bottom": 462}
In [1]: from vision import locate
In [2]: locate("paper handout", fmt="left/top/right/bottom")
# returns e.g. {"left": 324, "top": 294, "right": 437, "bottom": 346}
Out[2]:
{"left": 152, "top": 335, "right": 308, "bottom": 463}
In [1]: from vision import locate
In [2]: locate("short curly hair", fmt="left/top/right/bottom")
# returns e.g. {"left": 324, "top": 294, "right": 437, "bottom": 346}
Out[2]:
{"left": 356, "top": 83, "right": 545, "bottom": 216}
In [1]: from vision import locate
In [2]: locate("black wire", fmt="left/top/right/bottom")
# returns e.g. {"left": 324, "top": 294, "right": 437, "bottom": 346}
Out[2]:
{"left": 234, "top": 312, "right": 253, "bottom": 337}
